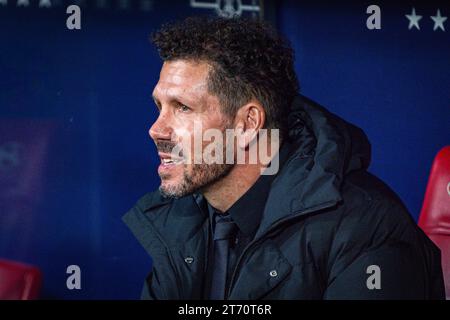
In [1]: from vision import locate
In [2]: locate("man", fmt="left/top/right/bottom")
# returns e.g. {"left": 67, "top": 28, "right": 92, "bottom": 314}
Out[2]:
{"left": 123, "top": 17, "right": 445, "bottom": 299}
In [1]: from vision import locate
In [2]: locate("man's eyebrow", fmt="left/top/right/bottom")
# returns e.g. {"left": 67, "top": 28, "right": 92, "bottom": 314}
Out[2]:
{"left": 153, "top": 92, "right": 198, "bottom": 107}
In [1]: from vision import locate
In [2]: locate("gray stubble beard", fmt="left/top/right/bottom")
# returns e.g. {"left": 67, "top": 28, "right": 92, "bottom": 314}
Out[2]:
{"left": 159, "top": 161, "right": 233, "bottom": 199}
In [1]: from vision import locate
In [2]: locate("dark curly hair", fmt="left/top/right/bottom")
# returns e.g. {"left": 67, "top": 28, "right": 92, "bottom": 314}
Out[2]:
{"left": 151, "top": 16, "right": 299, "bottom": 138}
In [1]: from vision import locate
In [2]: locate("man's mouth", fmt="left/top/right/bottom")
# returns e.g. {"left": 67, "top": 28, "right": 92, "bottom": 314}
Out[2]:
{"left": 158, "top": 153, "right": 184, "bottom": 168}
{"left": 160, "top": 158, "right": 183, "bottom": 165}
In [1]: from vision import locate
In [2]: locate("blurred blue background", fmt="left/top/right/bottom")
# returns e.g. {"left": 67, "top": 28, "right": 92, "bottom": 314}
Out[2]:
{"left": 0, "top": 0, "right": 449, "bottom": 299}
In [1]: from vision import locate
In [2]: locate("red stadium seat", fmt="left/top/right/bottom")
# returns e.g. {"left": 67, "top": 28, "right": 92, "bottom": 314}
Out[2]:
{"left": 0, "top": 259, "right": 42, "bottom": 300}
{"left": 418, "top": 146, "right": 450, "bottom": 299}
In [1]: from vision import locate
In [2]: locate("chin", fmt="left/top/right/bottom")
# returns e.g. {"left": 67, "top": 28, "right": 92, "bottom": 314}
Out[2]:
{"left": 159, "top": 180, "right": 190, "bottom": 199}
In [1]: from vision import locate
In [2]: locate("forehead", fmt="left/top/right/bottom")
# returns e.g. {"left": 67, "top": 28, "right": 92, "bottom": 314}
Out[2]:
{"left": 153, "top": 60, "right": 210, "bottom": 100}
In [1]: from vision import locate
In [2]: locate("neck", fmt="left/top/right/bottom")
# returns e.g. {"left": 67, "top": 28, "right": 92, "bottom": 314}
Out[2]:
{"left": 202, "top": 163, "right": 264, "bottom": 212}
{"left": 202, "top": 136, "right": 281, "bottom": 212}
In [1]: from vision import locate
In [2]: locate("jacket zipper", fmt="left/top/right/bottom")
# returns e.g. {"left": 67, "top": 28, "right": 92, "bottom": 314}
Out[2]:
{"left": 226, "top": 200, "right": 338, "bottom": 299}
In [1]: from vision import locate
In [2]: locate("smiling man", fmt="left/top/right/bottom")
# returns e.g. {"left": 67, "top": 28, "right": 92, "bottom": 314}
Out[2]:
{"left": 151, "top": 60, "right": 235, "bottom": 200}
{"left": 123, "top": 17, "right": 445, "bottom": 300}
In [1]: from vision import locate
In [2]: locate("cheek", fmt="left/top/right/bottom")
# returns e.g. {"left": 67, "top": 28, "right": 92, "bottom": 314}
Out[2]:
{"left": 172, "top": 116, "right": 229, "bottom": 159}
{"left": 172, "top": 119, "right": 192, "bottom": 136}
{"left": 173, "top": 124, "right": 192, "bottom": 146}
{"left": 173, "top": 122, "right": 203, "bottom": 160}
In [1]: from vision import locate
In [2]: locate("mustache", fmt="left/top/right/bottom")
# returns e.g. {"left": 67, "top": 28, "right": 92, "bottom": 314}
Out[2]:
{"left": 156, "top": 140, "right": 184, "bottom": 157}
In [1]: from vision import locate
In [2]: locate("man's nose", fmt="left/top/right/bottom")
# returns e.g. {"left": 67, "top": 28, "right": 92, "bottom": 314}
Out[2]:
{"left": 149, "top": 112, "right": 172, "bottom": 141}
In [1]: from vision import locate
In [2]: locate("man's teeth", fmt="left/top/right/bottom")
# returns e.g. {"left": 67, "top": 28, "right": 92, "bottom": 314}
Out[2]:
{"left": 161, "top": 158, "right": 181, "bottom": 164}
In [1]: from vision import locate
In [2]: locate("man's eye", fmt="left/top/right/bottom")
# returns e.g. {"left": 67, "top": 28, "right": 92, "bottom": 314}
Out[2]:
{"left": 177, "top": 105, "right": 191, "bottom": 112}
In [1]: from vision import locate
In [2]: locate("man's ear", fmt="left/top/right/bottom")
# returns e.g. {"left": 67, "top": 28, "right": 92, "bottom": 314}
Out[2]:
{"left": 234, "top": 100, "right": 266, "bottom": 150}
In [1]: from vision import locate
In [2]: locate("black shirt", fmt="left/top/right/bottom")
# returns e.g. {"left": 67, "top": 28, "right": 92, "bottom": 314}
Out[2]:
{"left": 201, "top": 142, "right": 292, "bottom": 299}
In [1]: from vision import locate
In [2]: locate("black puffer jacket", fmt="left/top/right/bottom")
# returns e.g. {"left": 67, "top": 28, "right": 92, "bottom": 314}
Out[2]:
{"left": 123, "top": 95, "right": 445, "bottom": 299}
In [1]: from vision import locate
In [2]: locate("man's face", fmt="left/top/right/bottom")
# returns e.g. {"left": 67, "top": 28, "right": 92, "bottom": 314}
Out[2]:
{"left": 150, "top": 60, "right": 233, "bottom": 198}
